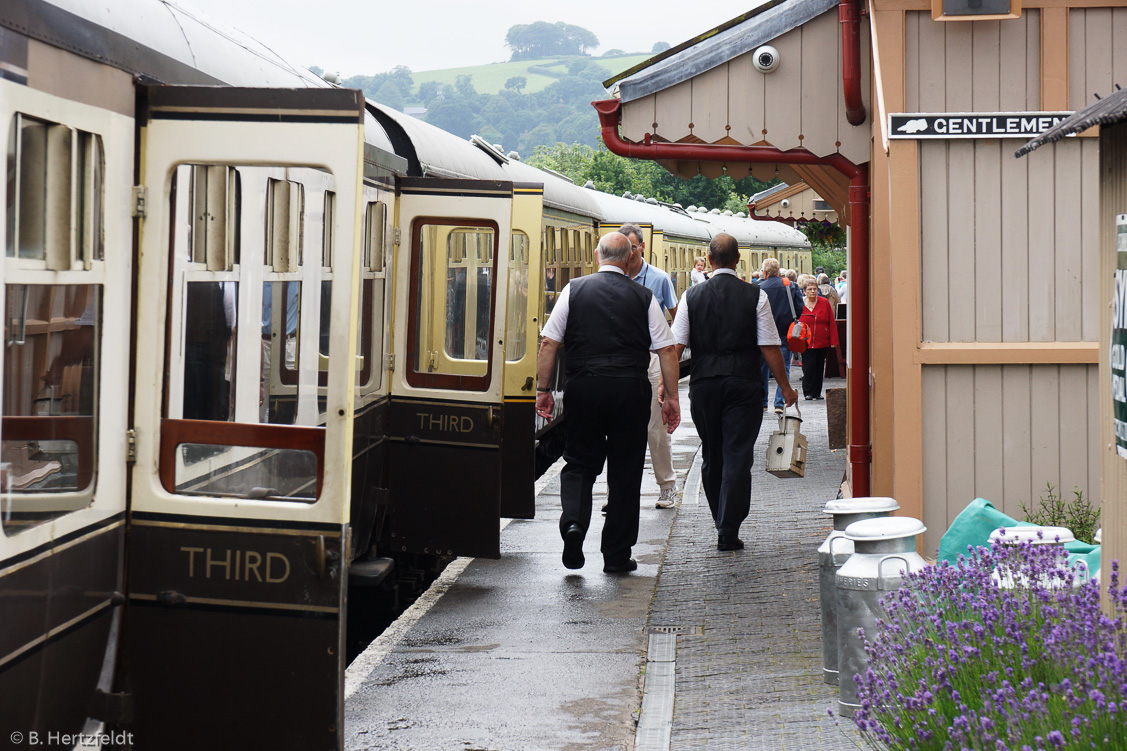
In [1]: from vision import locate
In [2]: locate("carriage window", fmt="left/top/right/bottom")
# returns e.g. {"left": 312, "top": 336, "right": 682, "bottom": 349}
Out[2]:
{"left": 505, "top": 231, "right": 530, "bottom": 362}
{"left": 189, "top": 166, "right": 239, "bottom": 270}
{"left": 408, "top": 222, "right": 497, "bottom": 387}
{"left": 174, "top": 445, "right": 318, "bottom": 502}
{"left": 261, "top": 281, "right": 301, "bottom": 425}
{"left": 365, "top": 201, "right": 386, "bottom": 271}
{"left": 2, "top": 284, "right": 100, "bottom": 533}
{"left": 6, "top": 114, "right": 105, "bottom": 268}
{"left": 183, "top": 282, "right": 237, "bottom": 421}
{"left": 267, "top": 178, "right": 304, "bottom": 271}
{"left": 323, "top": 191, "right": 335, "bottom": 269}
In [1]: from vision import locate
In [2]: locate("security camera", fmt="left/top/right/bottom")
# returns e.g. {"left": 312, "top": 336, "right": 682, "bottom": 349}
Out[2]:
{"left": 753, "top": 45, "right": 780, "bottom": 74}
{"left": 781, "top": 198, "right": 791, "bottom": 208}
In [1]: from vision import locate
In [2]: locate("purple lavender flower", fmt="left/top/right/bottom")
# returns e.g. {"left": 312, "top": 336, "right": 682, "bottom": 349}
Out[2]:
{"left": 851, "top": 543, "right": 1127, "bottom": 751}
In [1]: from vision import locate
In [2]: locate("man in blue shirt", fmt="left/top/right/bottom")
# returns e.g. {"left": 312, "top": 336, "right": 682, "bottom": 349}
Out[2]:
{"left": 621, "top": 224, "right": 679, "bottom": 509}
{"left": 756, "top": 258, "right": 804, "bottom": 413}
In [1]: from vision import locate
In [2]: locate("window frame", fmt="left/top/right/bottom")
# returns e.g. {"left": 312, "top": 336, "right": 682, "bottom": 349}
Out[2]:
{"left": 405, "top": 216, "right": 500, "bottom": 391}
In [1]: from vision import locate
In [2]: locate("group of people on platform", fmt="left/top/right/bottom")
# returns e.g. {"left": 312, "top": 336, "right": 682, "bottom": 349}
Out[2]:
{"left": 534, "top": 224, "right": 846, "bottom": 574}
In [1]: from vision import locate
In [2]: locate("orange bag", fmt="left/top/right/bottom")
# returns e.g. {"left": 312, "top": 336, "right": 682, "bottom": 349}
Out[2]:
{"left": 787, "top": 320, "right": 812, "bottom": 353}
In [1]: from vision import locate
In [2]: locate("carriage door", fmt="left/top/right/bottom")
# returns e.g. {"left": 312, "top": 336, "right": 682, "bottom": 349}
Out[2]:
{"left": 499, "top": 183, "right": 543, "bottom": 518}
{"left": 389, "top": 178, "right": 513, "bottom": 558}
{"left": 127, "top": 86, "right": 364, "bottom": 750}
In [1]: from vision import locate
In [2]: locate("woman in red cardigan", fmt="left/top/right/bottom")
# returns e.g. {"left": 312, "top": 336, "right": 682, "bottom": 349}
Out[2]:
{"left": 798, "top": 279, "right": 839, "bottom": 400}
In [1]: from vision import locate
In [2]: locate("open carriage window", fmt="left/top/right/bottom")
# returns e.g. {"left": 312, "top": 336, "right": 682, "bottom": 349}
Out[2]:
{"left": 6, "top": 114, "right": 104, "bottom": 268}
{"left": 2, "top": 284, "right": 101, "bottom": 532}
{"left": 407, "top": 219, "right": 498, "bottom": 389}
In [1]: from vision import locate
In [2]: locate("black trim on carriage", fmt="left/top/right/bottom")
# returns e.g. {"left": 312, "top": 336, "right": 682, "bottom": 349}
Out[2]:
{"left": 129, "top": 511, "right": 343, "bottom": 534}
{"left": 0, "top": 600, "right": 113, "bottom": 674}
{"left": 0, "top": 512, "right": 125, "bottom": 573}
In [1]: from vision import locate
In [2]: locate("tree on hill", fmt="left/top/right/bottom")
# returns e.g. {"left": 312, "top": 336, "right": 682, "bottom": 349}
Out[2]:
{"left": 652, "top": 41, "right": 671, "bottom": 53}
{"left": 344, "top": 65, "right": 413, "bottom": 108}
{"left": 504, "top": 21, "right": 599, "bottom": 60}
{"left": 373, "top": 80, "right": 405, "bottom": 111}
{"left": 505, "top": 76, "right": 527, "bottom": 94}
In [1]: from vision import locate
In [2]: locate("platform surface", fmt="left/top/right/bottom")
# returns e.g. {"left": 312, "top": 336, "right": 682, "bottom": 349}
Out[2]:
{"left": 345, "top": 376, "right": 861, "bottom": 750}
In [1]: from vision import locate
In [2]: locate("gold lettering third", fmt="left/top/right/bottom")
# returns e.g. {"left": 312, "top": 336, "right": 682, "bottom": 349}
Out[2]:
{"left": 180, "top": 546, "right": 291, "bottom": 583}
{"left": 416, "top": 413, "right": 474, "bottom": 432}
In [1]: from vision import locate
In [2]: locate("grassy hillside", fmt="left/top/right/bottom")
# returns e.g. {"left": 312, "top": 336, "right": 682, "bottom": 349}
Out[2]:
{"left": 411, "top": 53, "right": 651, "bottom": 96}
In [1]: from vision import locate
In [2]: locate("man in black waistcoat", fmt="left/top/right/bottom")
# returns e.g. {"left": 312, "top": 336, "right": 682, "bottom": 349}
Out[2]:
{"left": 672, "top": 234, "right": 797, "bottom": 550}
{"left": 535, "top": 232, "right": 681, "bottom": 574}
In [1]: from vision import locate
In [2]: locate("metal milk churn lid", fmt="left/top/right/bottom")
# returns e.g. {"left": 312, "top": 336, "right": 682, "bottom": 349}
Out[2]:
{"left": 988, "top": 525, "right": 1087, "bottom": 588}
{"left": 835, "top": 516, "right": 928, "bottom": 717}
{"left": 818, "top": 498, "right": 899, "bottom": 686}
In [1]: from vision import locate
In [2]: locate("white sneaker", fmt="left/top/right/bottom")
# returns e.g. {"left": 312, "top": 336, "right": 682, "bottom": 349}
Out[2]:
{"left": 655, "top": 487, "right": 676, "bottom": 509}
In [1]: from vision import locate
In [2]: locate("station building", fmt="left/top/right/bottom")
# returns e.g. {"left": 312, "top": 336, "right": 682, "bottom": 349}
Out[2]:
{"left": 596, "top": 0, "right": 1126, "bottom": 561}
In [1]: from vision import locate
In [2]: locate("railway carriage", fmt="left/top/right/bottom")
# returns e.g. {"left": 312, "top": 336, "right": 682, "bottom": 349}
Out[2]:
{"left": 0, "top": 0, "right": 813, "bottom": 746}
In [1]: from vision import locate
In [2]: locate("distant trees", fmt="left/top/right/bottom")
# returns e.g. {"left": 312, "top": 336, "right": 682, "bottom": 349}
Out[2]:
{"left": 652, "top": 41, "right": 671, "bottom": 53}
{"left": 344, "top": 65, "right": 413, "bottom": 112}
{"left": 505, "top": 22, "right": 599, "bottom": 60}
{"left": 505, "top": 76, "right": 528, "bottom": 94}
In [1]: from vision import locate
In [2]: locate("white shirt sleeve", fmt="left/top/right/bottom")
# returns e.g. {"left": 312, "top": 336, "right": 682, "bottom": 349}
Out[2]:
{"left": 539, "top": 284, "right": 571, "bottom": 343}
{"left": 757, "top": 293, "right": 782, "bottom": 346}
{"left": 649, "top": 297, "right": 675, "bottom": 350}
{"left": 671, "top": 290, "right": 691, "bottom": 345}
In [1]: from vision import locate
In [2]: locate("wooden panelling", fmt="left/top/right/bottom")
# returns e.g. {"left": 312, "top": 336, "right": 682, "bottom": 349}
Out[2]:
{"left": 1069, "top": 8, "right": 1127, "bottom": 108}
{"left": 763, "top": 29, "right": 805, "bottom": 151}
{"left": 621, "top": 94, "right": 656, "bottom": 140}
{"left": 727, "top": 50, "right": 765, "bottom": 144}
{"left": 618, "top": 8, "right": 869, "bottom": 163}
{"left": 801, "top": 10, "right": 839, "bottom": 155}
{"left": 919, "top": 143, "right": 949, "bottom": 342}
{"left": 920, "top": 363, "right": 1100, "bottom": 555}
{"left": 653, "top": 80, "right": 693, "bottom": 142}
{"left": 1027, "top": 146, "right": 1057, "bottom": 342}
{"left": 1042, "top": 7, "right": 1069, "bottom": 111}
{"left": 918, "top": 138, "right": 1098, "bottom": 344}
{"left": 906, "top": 11, "right": 1041, "bottom": 113}
{"left": 971, "top": 22, "right": 1002, "bottom": 111}
{"left": 1000, "top": 145, "right": 1031, "bottom": 341}
{"left": 692, "top": 64, "right": 731, "bottom": 144}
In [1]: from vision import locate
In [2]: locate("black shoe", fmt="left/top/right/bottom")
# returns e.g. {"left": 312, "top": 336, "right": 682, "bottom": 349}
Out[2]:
{"left": 562, "top": 523, "right": 585, "bottom": 569}
{"left": 603, "top": 558, "right": 638, "bottom": 574}
{"left": 717, "top": 535, "right": 744, "bottom": 551}
{"left": 804, "top": 395, "right": 814, "bottom": 401}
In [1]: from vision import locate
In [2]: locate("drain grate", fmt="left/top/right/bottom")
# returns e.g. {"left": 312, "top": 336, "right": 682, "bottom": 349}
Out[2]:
{"left": 646, "top": 625, "right": 702, "bottom": 635}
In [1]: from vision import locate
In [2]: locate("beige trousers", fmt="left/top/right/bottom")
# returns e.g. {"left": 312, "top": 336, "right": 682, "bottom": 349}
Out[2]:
{"left": 647, "top": 353, "right": 676, "bottom": 490}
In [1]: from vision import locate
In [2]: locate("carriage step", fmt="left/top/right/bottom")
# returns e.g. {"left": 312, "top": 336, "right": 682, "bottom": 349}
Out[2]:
{"left": 349, "top": 557, "right": 395, "bottom": 587}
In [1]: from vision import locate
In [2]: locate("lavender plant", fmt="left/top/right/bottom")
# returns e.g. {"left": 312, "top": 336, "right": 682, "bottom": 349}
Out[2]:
{"left": 852, "top": 536, "right": 1127, "bottom": 751}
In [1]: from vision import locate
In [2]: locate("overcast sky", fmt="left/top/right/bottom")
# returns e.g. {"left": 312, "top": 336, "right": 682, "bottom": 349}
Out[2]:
{"left": 177, "top": 0, "right": 747, "bottom": 77}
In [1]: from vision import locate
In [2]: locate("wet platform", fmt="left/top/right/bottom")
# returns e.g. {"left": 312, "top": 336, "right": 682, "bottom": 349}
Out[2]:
{"left": 344, "top": 377, "right": 861, "bottom": 750}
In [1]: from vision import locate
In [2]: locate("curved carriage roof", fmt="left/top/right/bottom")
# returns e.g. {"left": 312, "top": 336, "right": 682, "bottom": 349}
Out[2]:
{"left": 24, "top": 0, "right": 396, "bottom": 154}
{"left": 367, "top": 105, "right": 605, "bottom": 220}
{"left": 586, "top": 191, "right": 714, "bottom": 243}
{"left": 694, "top": 210, "right": 811, "bottom": 249}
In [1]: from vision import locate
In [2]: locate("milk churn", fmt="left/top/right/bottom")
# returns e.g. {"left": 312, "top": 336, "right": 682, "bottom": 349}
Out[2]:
{"left": 988, "top": 525, "right": 1086, "bottom": 587}
{"left": 836, "top": 516, "right": 928, "bottom": 717}
{"left": 819, "top": 497, "right": 899, "bottom": 685}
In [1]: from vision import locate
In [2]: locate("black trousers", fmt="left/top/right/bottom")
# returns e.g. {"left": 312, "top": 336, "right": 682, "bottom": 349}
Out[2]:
{"left": 559, "top": 375, "right": 651, "bottom": 565}
{"left": 689, "top": 376, "right": 765, "bottom": 537}
{"left": 801, "top": 347, "right": 828, "bottom": 398}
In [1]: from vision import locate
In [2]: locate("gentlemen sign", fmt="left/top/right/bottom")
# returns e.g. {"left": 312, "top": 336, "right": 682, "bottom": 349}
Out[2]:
{"left": 889, "top": 112, "right": 1072, "bottom": 139}
{"left": 1113, "top": 215, "right": 1127, "bottom": 460}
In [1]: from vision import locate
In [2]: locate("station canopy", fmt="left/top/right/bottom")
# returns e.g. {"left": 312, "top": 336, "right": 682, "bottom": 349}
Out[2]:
{"left": 601, "top": 0, "right": 872, "bottom": 223}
